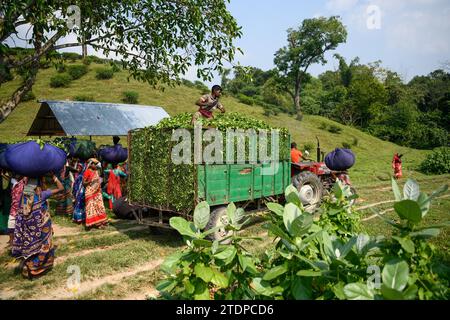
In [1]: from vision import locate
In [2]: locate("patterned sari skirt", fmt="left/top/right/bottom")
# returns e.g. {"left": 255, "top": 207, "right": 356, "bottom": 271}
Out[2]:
{"left": 12, "top": 206, "right": 55, "bottom": 278}
{"left": 85, "top": 184, "right": 108, "bottom": 228}
{"left": 55, "top": 180, "right": 74, "bottom": 216}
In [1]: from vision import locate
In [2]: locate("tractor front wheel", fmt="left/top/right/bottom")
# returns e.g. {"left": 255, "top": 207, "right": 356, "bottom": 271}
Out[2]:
{"left": 292, "top": 171, "right": 324, "bottom": 212}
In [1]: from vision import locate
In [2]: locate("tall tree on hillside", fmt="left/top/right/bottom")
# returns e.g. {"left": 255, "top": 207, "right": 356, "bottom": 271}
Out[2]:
{"left": 274, "top": 16, "right": 347, "bottom": 120}
{"left": 334, "top": 54, "right": 359, "bottom": 88}
{"left": 0, "top": 0, "right": 242, "bottom": 122}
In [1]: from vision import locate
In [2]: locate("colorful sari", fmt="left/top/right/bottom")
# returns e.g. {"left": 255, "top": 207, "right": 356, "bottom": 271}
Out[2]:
{"left": 72, "top": 164, "right": 86, "bottom": 223}
{"left": 104, "top": 168, "right": 127, "bottom": 209}
{"left": 392, "top": 154, "right": 403, "bottom": 180}
{"left": 84, "top": 169, "right": 108, "bottom": 227}
{"left": 8, "top": 177, "right": 27, "bottom": 235}
{"left": 12, "top": 189, "right": 55, "bottom": 278}
{"left": 55, "top": 166, "right": 74, "bottom": 216}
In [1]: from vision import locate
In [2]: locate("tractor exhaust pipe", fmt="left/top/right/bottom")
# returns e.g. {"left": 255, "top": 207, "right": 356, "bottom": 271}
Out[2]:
{"left": 316, "top": 136, "right": 321, "bottom": 163}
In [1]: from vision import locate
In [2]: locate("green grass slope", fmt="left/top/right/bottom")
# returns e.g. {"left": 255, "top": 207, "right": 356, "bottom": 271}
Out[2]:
{"left": 0, "top": 62, "right": 440, "bottom": 185}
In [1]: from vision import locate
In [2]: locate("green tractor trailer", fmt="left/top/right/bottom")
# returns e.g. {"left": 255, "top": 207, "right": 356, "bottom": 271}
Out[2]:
{"left": 127, "top": 126, "right": 292, "bottom": 240}
{"left": 126, "top": 121, "right": 355, "bottom": 240}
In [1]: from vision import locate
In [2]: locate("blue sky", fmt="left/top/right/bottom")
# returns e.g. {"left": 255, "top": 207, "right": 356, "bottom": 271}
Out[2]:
{"left": 211, "top": 0, "right": 450, "bottom": 83}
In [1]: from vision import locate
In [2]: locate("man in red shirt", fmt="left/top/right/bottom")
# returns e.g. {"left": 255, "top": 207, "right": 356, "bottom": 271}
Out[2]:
{"left": 291, "top": 142, "right": 304, "bottom": 163}
{"left": 191, "top": 85, "right": 225, "bottom": 125}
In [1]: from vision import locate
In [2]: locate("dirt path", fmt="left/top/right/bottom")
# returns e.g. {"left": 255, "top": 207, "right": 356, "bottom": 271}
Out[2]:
{"left": 53, "top": 225, "right": 81, "bottom": 237}
{"left": 3, "top": 242, "right": 131, "bottom": 272}
{"left": 0, "top": 235, "right": 9, "bottom": 254}
{"left": 55, "top": 225, "right": 148, "bottom": 241}
{"left": 120, "top": 287, "right": 160, "bottom": 300}
{"left": 361, "top": 194, "right": 450, "bottom": 222}
{"left": 30, "top": 258, "right": 164, "bottom": 300}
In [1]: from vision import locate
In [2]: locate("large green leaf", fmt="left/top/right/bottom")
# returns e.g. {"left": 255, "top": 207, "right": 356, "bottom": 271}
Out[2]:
{"left": 290, "top": 213, "right": 313, "bottom": 237}
{"left": 403, "top": 284, "right": 418, "bottom": 300}
{"left": 332, "top": 282, "right": 347, "bottom": 300}
{"left": 263, "top": 264, "right": 288, "bottom": 281}
{"left": 391, "top": 177, "right": 402, "bottom": 201}
{"left": 344, "top": 283, "right": 374, "bottom": 300}
{"left": 332, "top": 181, "right": 343, "bottom": 199}
{"left": 194, "top": 281, "right": 210, "bottom": 300}
{"left": 156, "top": 279, "right": 177, "bottom": 293}
{"left": 267, "top": 202, "right": 284, "bottom": 217}
{"left": 382, "top": 260, "right": 409, "bottom": 291}
{"left": 183, "top": 279, "right": 195, "bottom": 295}
{"left": 251, "top": 278, "right": 284, "bottom": 297}
{"left": 264, "top": 223, "right": 292, "bottom": 242}
{"left": 238, "top": 255, "right": 258, "bottom": 274}
{"left": 394, "top": 200, "right": 422, "bottom": 224}
{"left": 339, "top": 236, "right": 357, "bottom": 259}
{"left": 227, "top": 202, "right": 236, "bottom": 223}
{"left": 356, "top": 234, "right": 371, "bottom": 254}
{"left": 193, "top": 201, "right": 210, "bottom": 230}
{"left": 410, "top": 228, "right": 440, "bottom": 239}
{"left": 291, "top": 277, "right": 312, "bottom": 300}
{"left": 381, "top": 284, "right": 404, "bottom": 300}
{"left": 169, "top": 217, "right": 198, "bottom": 238}
{"left": 392, "top": 236, "right": 415, "bottom": 254}
{"left": 322, "top": 231, "right": 335, "bottom": 260}
{"left": 417, "top": 192, "right": 431, "bottom": 217}
{"left": 211, "top": 269, "right": 229, "bottom": 288}
{"left": 214, "top": 246, "right": 237, "bottom": 265}
{"left": 194, "top": 263, "right": 214, "bottom": 283}
{"left": 403, "top": 179, "right": 420, "bottom": 201}
{"left": 285, "top": 185, "right": 302, "bottom": 208}
{"left": 283, "top": 203, "right": 302, "bottom": 233}
{"left": 161, "top": 251, "right": 184, "bottom": 274}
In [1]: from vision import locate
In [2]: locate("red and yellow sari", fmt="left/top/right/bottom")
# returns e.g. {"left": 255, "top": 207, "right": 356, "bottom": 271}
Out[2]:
{"left": 83, "top": 169, "right": 108, "bottom": 227}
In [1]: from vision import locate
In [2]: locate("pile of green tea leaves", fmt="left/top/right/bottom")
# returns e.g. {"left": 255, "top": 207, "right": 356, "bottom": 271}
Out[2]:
{"left": 156, "top": 112, "right": 285, "bottom": 131}
{"left": 129, "top": 112, "right": 291, "bottom": 213}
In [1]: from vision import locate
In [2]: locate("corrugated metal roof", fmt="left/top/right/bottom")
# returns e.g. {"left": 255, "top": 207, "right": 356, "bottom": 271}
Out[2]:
{"left": 28, "top": 100, "right": 170, "bottom": 136}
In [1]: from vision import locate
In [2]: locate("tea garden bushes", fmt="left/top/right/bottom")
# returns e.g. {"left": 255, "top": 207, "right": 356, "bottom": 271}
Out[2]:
{"left": 419, "top": 147, "right": 450, "bottom": 175}
{"left": 128, "top": 113, "right": 290, "bottom": 213}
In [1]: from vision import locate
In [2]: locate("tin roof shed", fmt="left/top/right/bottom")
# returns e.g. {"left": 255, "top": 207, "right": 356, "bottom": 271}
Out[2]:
{"left": 27, "top": 100, "right": 170, "bottom": 136}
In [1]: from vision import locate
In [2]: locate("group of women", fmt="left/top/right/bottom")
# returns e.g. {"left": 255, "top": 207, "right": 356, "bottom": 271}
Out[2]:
{"left": 0, "top": 155, "right": 127, "bottom": 279}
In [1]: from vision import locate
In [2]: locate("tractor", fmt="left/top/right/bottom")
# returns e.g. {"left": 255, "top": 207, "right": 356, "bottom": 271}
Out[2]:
{"left": 291, "top": 137, "right": 356, "bottom": 211}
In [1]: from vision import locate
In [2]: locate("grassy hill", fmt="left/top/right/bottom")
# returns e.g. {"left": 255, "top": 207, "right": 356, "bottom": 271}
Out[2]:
{"left": 0, "top": 62, "right": 434, "bottom": 186}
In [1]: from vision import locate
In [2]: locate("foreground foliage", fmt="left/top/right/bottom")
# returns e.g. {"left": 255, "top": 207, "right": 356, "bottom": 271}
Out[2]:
{"left": 157, "top": 179, "right": 449, "bottom": 300}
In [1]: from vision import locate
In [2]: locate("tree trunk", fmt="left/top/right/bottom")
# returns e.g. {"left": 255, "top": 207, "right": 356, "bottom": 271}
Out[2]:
{"left": 82, "top": 34, "right": 87, "bottom": 58}
{"left": 0, "top": 72, "right": 37, "bottom": 123}
{"left": 82, "top": 43, "right": 88, "bottom": 58}
{"left": 0, "top": 25, "right": 42, "bottom": 123}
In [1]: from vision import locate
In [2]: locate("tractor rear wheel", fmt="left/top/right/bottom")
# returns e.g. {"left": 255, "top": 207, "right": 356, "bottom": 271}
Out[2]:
{"left": 292, "top": 171, "right": 324, "bottom": 212}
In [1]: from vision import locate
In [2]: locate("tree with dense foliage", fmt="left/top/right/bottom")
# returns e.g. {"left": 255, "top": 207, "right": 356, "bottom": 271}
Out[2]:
{"left": 273, "top": 16, "right": 347, "bottom": 120}
{"left": 0, "top": 0, "right": 242, "bottom": 122}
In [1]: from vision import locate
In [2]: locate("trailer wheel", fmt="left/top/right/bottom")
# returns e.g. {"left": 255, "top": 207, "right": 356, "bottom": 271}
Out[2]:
{"left": 292, "top": 171, "right": 323, "bottom": 212}
{"left": 112, "top": 197, "right": 135, "bottom": 220}
{"left": 205, "top": 206, "right": 232, "bottom": 243}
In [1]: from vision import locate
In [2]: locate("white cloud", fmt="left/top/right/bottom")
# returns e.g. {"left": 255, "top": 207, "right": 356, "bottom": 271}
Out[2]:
{"left": 326, "top": 0, "right": 359, "bottom": 12}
